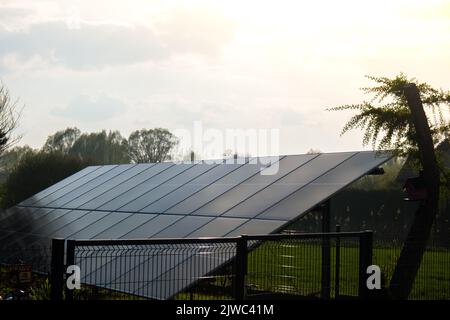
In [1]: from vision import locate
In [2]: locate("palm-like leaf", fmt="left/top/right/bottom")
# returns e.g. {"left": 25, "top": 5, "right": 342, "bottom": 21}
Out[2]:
{"left": 327, "top": 74, "right": 450, "bottom": 162}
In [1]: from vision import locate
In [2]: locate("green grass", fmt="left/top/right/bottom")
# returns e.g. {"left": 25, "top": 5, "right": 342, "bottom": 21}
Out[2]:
{"left": 244, "top": 241, "right": 450, "bottom": 300}
{"left": 2, "top": 242, "right": 449, "bottom": 300}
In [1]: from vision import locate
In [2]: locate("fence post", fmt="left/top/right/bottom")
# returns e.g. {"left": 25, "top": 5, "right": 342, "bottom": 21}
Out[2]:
{"left": 50, "top": 238, "right": 65, "bottom": 301}
{"left": 321, "top": 201, "right": 331, "bottom": 300}
{"left": 359, "top": 230, "right": 373, "bottom": 299}
{"left": 65, "top": 239, "right": 76, "bottom": 301}
{"left": 335, "top": 225, "right": 341, "bottom": 299}
{"left": 234, "top": 235, "right": 248, "bottom": 300}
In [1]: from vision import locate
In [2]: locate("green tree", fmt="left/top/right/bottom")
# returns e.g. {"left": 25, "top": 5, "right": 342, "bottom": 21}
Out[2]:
{"left": 0, "top": 145, "right": 36, "bottom": 182}
{"left": 42, "top": 127, "right": 81, "bottom": 154}
{"left": 69, "top": 130, "right": 130, "bottom": 164}
{"left": 1, "top": 152, "right": 94, "bottom": 208}
{"left": 128, "top": 128, "right": 178, "bottom": 163}
{"left": 0, "top": 84, "right": 22, "bottom": 155}
{"left": 328, "top": 73, "right": 450, "bottom": 299}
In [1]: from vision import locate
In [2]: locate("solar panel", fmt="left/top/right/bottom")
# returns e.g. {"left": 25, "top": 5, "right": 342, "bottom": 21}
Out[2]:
{"left": 152, "top": 215, "right": 214, "bottom": 238}
{"left": 121, "top": 214, "right": 183, "bottom": 239}
{"left": 221, "top": 152, "right": 355, "bottom": 219}
{"left": 28, "top": 165, "right": 117, "bottom": 207}
{"left": 225, "top": 219, "right": 287, "bottom": 237}
{"left": 62, "top": 164, "right": 150, "bottom": 209}
{"left": 140, "top": 163, "right": 245, "bottom": 213}
{"left": 166, "top": 157, "right": 278, "bottom": 215}
{"left": 19, "top": 166, "right": 101, "bottom": 206}
{"left": 0, "top": 208, "right": 54, "bottom": 242}
{"left": 51, "top": 211, "right": 111, "bottom": 239}
{"left": 69, "top": 212, "right": 132, "bottom": 239}
{"left": 45, "top": 165, "right": 134, "bottom": 208}
{"left": 257, "top": 151, "right": 390, "bottom": 220}
{"left": 93, "top": 213, "right": 158, "bottom": 239}
{"left": 191, "top": 154, "right": 315, "bottom": 216}
{"left": 188, "top": 217, "right": 248, "bottom": 238}
{"left": 1, "top": 209, "right": 71, "bottom": 247}
{"left": 0, "top": 151, "right": 392, "bottom": 300}
{"left": 120, "top": 163, "right": 217, "bottom": 212}
{"left": 97, "top": 163, "right": 192, "bottom": 212}
{"left": 78, "top": 163, "right": 165, "bottom": 210}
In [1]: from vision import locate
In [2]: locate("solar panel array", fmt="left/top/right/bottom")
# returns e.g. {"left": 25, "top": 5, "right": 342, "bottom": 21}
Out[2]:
{"left": 0, "top": 151, "right": 391, "bottom": 299}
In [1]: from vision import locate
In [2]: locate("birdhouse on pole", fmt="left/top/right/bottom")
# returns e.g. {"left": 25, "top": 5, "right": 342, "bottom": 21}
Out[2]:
{"left": 403, "top": 170, "right": 427, "bottom": 201}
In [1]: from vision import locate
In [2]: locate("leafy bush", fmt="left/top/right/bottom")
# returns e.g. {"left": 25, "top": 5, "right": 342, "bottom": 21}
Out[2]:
{"left": 1, "top": 151, "right": 94, "bottom": 208}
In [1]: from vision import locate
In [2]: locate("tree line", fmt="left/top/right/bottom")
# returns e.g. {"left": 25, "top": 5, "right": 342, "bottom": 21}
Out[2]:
{"left": 0, "top": 127, "right": 179, "bottom": 208}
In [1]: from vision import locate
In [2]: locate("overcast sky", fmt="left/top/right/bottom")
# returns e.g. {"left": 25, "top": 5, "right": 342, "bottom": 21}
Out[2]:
{"left": 1, "top": 0, "right": 449, "bottom": 157}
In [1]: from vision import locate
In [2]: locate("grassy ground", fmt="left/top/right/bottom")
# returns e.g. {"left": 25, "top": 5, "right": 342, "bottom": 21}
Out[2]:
{"left": 2, "top": 242, "right": 449, "bottom": 300}
{"left": 174, "top": 242, "right": 449, "bottom": 300}
{"left": 244, "top": 241, "right": 450, "bottom": 300}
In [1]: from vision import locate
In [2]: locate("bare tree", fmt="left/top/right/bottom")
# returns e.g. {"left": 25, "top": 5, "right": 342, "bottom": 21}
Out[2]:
{"left": 0, "top": 84, "right": 22, "bottom": 155}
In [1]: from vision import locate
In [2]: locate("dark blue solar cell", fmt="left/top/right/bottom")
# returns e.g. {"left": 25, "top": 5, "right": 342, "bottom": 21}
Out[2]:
{"left": 45, "top": 165, "right": 134, "bottom": 208}
{"left": 32, "top": 165, "right": 117, "bottom": 207}
{"left": 140, "top": 163, "right": 243, "bottom": 213}
{"left": 222, "top": 152, "right": 356, "bottom": 218}
{"left": 121, "top": 163, "right": 216, "bottom": 212}
{"left": 19, "top": 166, "right": 100, "bottom": 206}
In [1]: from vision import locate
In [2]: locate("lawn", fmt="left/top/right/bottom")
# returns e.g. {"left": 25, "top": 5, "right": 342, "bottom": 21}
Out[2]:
{"left": 244, "top": 241, "right": 450, "bottom": 300}
{"left": 2, "top": 241, "right": 449, "bottom": 300}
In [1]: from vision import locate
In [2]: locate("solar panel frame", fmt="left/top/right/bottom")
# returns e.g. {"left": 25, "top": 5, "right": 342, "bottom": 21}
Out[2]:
{"left": 119, "top": 163, "right": 218, "bottom": 212}
{"left": 78, "top": 163, "right": 167, "bottom": 211}
{"left": 97, "top": 163, "right": 195, "bottom": 212}
{"left": 165, "top": 157, "right": 279, "bottom": 215}
{"left": 0, "top": 151, "right": 393, "bottom": 300}
{"left": 141, "top": 162, "right": 247, "bottom": 214}
{"left": 220, "top": 152, "right": 356, "bottom": 219}
{"left": 29, "top": 165, "right": 118, "bottom": 207}
{"left": 19, "top": 165, "right": 101, "bottom": 206}
{"left": 44, "top": 164, "right": 135, "bottom": 208}
{"left": 191, "top": 154, "right": 316, "bottom": 216}
{"left": 62, "top": 164, "right": 151, "bottom": 209}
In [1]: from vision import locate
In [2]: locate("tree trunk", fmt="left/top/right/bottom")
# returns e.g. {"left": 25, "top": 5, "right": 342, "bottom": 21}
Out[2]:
{"left": 389, "top": 84, "right": 441, "bottom": 299}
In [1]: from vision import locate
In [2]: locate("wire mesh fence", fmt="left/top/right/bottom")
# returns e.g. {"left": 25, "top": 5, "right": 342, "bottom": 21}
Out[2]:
{"left": 60, "top": 232, "right": 372, "bottom": 300}
{"left": 245, "top": 236, "right": 362, "bottom": 299}
{"left": 69, "top": 241, "right": 238, "bottom": 300}
{"left": 1, "top": 231, "right": 448, "bottom": 300}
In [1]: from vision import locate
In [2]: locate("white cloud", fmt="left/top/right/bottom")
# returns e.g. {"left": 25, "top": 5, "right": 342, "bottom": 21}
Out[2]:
{"left": 2, "top": 0, "right": 450, "bottom": 156}
{"left": 0, "top": 22, "right": 165, "bottom": 70}
{"left": 54, "top": 94, "right": 126, "bottom": 122}
{"left": 0, "top": 6, "right": 236, "bottom": 70}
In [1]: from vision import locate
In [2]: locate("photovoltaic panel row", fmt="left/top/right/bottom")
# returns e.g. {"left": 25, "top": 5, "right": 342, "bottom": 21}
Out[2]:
{"left": 16, "top": 157, "right": 282, "bottom": 214}
{"left": 257, "top": 151, "right": 391, "bottom": 220}
{"left": 25, "top": 165, "right": 118, "bottom": 207}
{"left": 97, "top": 163, "right": 195, "bottom": 211}
{"left": 0, "top": 208, "right": 283, "bottom": 249}
{"left": 137, "top": 158, "right": 277, "bottom": 213}
{"left": 102, "top": 157, "right": 278, "bottom": 213}
{"left": 163, "top": 157, "right": 280, "bottom": 215}
{"left": 139, "top": 163, "right": 249, "bottom": 213}
{"left": 189, "top": 154, "right": 318, "bottom": 217}
{"left": 79, "top": 162, "right": 174, "bottom": 211}
{"left": 62, "top": 164, "right": 153, "bottom": 209}
{"left": 43, "top": 164, "right": 134, "bottom": 208}
{"left": 78, "top": 242, "right": 237, "bottom": 300}
{"left": 19, "top": 166, "right": 101, "bottom": 206}
{"left": 0, "top": 207, "right": 53, "bottom": 243}
{"left": 219, "top": 152, "right": 356, "bottom": 218}
{"left": 1, "top": 151, "right": 392, "bottom": 300}
{"left": 119, "top": 162, "right": 219, "bottom": 212}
